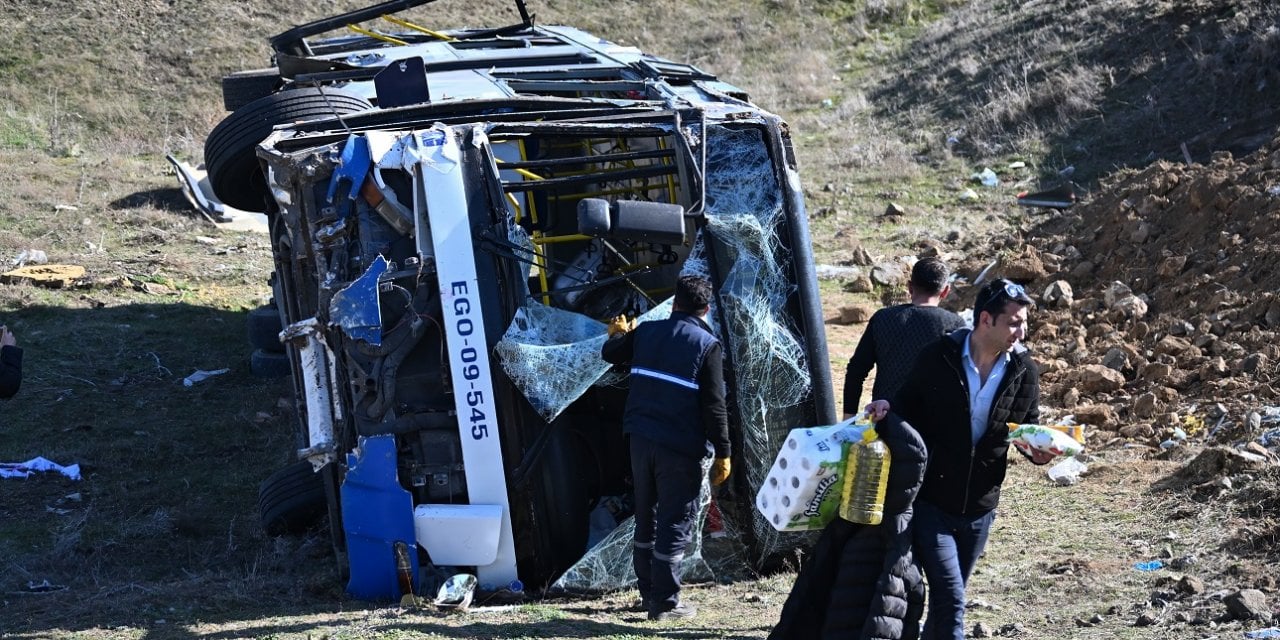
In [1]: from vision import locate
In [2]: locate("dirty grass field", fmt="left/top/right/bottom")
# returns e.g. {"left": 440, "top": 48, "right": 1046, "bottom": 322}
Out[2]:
{"left": 3, "top": 1, "right": 1280, "bottom": 638}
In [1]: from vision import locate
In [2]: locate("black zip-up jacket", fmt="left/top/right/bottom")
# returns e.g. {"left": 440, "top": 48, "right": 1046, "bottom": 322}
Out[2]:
{"left": 891, "top": 329, "right": 1039, "bottom": 516}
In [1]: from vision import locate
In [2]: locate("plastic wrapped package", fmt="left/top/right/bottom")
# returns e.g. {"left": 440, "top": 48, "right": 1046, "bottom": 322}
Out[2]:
{"left": 756, "top": 421, "right": 870, "bottom": 531}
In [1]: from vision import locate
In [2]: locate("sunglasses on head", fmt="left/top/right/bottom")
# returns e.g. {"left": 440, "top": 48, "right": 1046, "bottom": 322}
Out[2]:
{"left": 980, "top": 279, "right": 1028, "bottom": 315}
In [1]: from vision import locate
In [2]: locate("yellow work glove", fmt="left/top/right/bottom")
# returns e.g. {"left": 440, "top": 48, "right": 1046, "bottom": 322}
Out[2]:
{"left": 710, "top": 457, "right": 731, "bottom": 486}
{"left": 606, "top": 315, "right": 636, "bottom": 337}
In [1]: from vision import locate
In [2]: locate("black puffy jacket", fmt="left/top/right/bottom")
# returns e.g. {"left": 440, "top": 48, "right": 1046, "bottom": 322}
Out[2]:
{"left": 769, "top": 414, "right": 928, "bottom": 640}
{"left": 892, "top": 329, "right": 1040, "bottom": 516}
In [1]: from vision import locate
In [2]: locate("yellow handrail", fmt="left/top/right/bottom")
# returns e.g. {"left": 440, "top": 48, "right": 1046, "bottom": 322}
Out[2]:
{"left": 346, "top": 24, "right": 408, "bottom": 46}
{"left": 381, "top": 15, "right": 456, "bottom": 41}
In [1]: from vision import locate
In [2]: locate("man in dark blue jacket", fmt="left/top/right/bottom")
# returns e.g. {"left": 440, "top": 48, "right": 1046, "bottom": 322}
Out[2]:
{"left": 601, "top": 274, "right": 731, "bottom": 621}
{"left": 868, "top": 279, "right": 1052, "bottom": 640}
{"left": 0, "top": 325, "right": 21, "bottom": 399}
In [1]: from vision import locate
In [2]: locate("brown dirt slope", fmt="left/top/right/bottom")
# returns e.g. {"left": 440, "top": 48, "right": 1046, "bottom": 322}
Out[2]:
{"left": 964, "top": 134, "right": 1280, "bottom": 450}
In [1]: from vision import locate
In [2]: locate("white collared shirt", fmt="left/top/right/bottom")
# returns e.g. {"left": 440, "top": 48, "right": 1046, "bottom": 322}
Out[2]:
{"left": 962, "top": 334, "right": 1010, "bottom": 446}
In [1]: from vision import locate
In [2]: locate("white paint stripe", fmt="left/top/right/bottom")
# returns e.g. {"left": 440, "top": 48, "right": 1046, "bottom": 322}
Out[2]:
{"left": 632, "top": 366, "right": 699, "bottom": 390}
{"left": 420, "top": 125, "right": 518, "bottom": 586}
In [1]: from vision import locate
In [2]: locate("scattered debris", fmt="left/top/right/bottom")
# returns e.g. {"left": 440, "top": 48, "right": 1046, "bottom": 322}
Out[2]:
{"left": 182, "top": 368, "right": 230, "bottom": 387}
{"left": 972, "top": 167, "right": 1000, "bottom": 187}
{"left": 434, "top": 574, "right": 478, "bottom": 610}
{"left": 0, "top": 457, "right": 82, "bottom": 481}
{"left": 0, "top": 264, "right": 86, "bottom": 288}
{"left": 10, "top": 249, "right": 48, "bottom": 267}
{"left": 19, "top": 580, "right": 68, "bottom": 594}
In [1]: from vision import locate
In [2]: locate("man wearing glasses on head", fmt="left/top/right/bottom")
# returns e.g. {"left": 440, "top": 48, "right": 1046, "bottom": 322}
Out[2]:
{"left": 865, "top": 278, "right": 1051, "bottom": 640}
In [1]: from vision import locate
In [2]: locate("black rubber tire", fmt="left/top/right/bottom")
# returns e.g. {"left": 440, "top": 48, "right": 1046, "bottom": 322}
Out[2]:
{"left": 250, "top": 348, "right": 293, "bottom": 378}
{"left": 247, "top": 304, "right": 285, "bottom": 353}
{"left": 259, "top": 460, "right": 327, "bottom": 536}
{"left": 221, "top": 68, "right": 282, "bottom": 111}
{"left": 204, "top": 87, "right": 372, "bottom": 211}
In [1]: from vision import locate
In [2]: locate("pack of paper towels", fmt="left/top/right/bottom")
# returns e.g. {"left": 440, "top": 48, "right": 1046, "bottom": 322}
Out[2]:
{"left": 756, "top": 420, "right": 869, "bottom": 532}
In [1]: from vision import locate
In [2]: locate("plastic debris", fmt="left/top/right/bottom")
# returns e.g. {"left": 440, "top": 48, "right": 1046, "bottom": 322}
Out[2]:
{"left": 1047, "top": 457, "right": 1088, "bottom": 486}
{"left": 973, "top": 167, "right": 1000, "bottom": 187}
{"left": 182, "top": 368, "right": 230, "bottom": 387}
{"left": 814, "top": 264, "right": 863, "bottom": 280}
{"left": 24, "top": 579, "right": 68, "bottom": 593}
{"left": 11, "top": 249, "right": 48, "bottom": 267}
{"left": 1133, "top": 560, "right": 1164, "bottom": 571}
{"left": 434, "top": 573, "right": 478, "bottom": 609}
{"left": 959, "top": 188, "right": 979, "bottom": 201}
{"left": 1245, "top": 627, "right": 1280, "bottom": 638}
{"left": 1160, "top": 426, "right": 1189, "bottom": 450}
{"left": 1008, "top": 423, "right": 1085, "bottom": 457}
{"left": 1, "top": 457, "right": 82, "bottom": 481}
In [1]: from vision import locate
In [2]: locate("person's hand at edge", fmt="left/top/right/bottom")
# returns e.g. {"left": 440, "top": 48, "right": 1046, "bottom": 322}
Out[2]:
{"left": 606, "top": 315, "right": 636, "bottom": 338}
{"left": 710, "top": 457, "right": 731, "bottom": 486}
{"left": 864, "top": 400, "right": 890, "bottom": 422}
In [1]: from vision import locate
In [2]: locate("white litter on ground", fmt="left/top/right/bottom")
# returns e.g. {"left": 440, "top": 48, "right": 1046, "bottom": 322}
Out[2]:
{"left": 1, "top": 457, "right": 82, "bottom": 480}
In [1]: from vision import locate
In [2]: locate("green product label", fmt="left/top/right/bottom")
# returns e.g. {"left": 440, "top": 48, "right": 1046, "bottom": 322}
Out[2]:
{"left": 786, "top": 441, "right": 849, "bottom": 529}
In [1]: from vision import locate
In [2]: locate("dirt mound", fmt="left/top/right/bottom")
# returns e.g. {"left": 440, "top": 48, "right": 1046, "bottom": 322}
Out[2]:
{"left": 974, "top": 135, "right": 1280, "bottom": 447}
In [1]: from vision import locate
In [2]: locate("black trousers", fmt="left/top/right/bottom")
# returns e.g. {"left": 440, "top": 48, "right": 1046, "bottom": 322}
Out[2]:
{"left": 630, "top": 435, "right": 703, "bottom": 612}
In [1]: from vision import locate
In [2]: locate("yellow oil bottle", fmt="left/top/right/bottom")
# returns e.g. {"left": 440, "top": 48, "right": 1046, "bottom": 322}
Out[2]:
{"left": 839, "top": 426, "right": 891, "bottom": 525}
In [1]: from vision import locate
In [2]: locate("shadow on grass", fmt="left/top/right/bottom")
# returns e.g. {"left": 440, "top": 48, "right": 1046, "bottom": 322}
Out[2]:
{"left": 0, "top": 300, "right": 310, "bottom": 638}
{"left": 0, "top": 300, "right": 784, "bottom": 639}
{"left": 109, "top": 187, "right": 191, "bottom": 212}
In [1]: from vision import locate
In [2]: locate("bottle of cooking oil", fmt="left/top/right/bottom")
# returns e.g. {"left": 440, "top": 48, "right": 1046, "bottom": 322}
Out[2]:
{"left": 839, "top": 426, "right": 891, "bottom": 525}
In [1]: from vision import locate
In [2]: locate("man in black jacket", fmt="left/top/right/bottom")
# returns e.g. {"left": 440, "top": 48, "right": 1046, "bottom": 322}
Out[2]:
{"left": 0, "top": 325, "right": 21, "bottom": 399}
{"left": 844, "top": 257, "right": 965, "bottom": 418}
{"left": 601, "top": 275, "right": 731, "bottom": 621}
{"left": 868, "top": 279, "right": 1052, "bottom": 640}
{"left": 768, "top": 413, "right": 928, "bottom": 640}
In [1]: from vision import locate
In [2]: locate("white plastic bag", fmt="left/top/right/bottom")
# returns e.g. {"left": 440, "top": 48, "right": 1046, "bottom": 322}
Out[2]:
{"left": 1047, "top": 456, "right": 1088, "bottom": 486}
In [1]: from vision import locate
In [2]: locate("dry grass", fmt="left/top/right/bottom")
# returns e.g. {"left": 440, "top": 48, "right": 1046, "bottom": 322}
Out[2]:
{"left": 4, "top": 1, "right": 1280, "bottom": 638}
{"left": 870, "top": 0, "right": 1280, "bottom": 182}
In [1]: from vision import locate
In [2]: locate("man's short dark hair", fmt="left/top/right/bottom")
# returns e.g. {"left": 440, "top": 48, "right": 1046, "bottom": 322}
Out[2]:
{"left": 910, "top": 258, "right": 950, "bottom": 296}
{"left": 675, "top": 275, "right": 713, "bottom": 311}
{"left": 973, "top": 278, "right": 1033, "bottom": 319}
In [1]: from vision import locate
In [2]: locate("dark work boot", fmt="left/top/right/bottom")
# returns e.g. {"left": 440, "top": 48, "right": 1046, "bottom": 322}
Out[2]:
{"left": 648, "top": 600, "right": 697, "bottom": 621}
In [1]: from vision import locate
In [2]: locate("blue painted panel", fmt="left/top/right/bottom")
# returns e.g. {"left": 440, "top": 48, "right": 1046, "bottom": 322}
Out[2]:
{"left": 342, "top": 434, "right": 419, "bottom": 601}
{"left": 329, "top": 255, "right": 388, "bottom": 345}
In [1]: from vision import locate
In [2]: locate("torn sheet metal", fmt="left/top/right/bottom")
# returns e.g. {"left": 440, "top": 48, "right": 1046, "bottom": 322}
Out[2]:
{"left": 329, "top": 255, "right": 389, "bottom": 345}
{"left": 342, "top": 434, "right": 419, "bottom": 601}
{"left": 165, "top": 154, "right": 268, "bottom": 233}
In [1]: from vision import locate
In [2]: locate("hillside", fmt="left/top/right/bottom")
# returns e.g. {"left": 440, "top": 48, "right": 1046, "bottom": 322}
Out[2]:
{"left": 2, "top": 1, "right": 1280, "bottom": 638}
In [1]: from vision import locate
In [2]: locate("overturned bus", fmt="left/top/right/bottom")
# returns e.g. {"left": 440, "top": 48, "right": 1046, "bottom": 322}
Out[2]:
{"left": 205, "top": 0, "right": 836, "bottom": 598}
